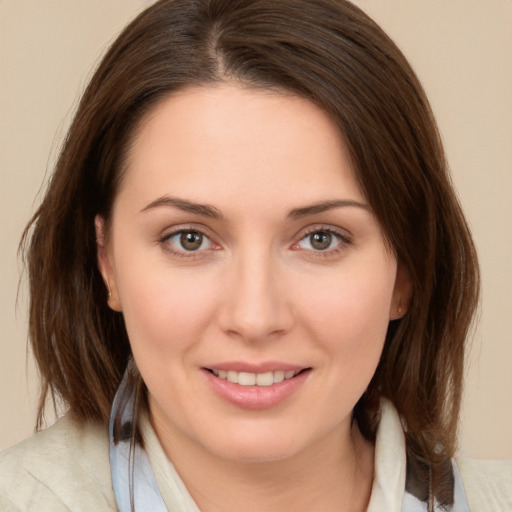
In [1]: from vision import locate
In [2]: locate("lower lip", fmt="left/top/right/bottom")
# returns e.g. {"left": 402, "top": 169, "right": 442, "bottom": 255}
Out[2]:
{"left": 203, "top": 369, "right": 311, "bottom": 410}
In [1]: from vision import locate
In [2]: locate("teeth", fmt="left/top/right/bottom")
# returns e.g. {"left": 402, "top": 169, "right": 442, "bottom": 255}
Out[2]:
{"left": 227, "top": 371, "right": 238, "bottom": 384}
{"left": 273, "top": 370, "right": 285, "bottom": 383}
{"left": 211, "top": 369, "right": 301, "bottom": 386}
{"left": 238, "top": 372, "right": 256, "bottom": 385}
{"left": 256, "top": 372, "right": 273, "bottom": 386}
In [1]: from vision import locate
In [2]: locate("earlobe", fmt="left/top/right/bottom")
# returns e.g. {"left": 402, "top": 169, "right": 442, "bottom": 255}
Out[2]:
{"left": 390, "top": 264, "right": 412, "bottom": 320}
{"left": 95, "top": 215, "right": 122, "bottom": 312}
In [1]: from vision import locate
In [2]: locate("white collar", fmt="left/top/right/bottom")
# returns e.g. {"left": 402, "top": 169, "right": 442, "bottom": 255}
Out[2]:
{"left": 366, "top": 398, "right": 407, "bottom": 512}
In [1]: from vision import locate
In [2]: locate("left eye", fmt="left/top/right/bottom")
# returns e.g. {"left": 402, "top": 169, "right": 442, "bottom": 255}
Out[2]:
{"left": 165, "top": 230, "right": 213, "bottom": 252}
{"left": 297, "top": 230, "right": 342, "bottom": 251}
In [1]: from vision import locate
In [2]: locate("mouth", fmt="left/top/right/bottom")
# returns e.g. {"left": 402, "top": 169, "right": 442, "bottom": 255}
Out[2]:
{"left": 205, "top": 368, "right": 310, "bottom": 386}
{"left": 203, "top": 366, "right": 312, "bottom": 409}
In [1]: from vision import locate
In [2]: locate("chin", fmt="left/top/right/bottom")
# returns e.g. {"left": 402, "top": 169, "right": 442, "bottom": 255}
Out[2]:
{"left": 197, "top": 422, "right": 313, "bottom": 464}
{"left": 212, "top": 442, "right": 300, "bottom": 464}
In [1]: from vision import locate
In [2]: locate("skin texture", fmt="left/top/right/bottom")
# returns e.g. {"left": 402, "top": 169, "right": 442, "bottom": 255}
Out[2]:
{"left": 97, "top": 84, "right": 410, "bottom": 511}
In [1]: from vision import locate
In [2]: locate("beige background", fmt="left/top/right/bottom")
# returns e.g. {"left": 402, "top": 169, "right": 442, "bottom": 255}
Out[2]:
{"left": 1, "top": 0, "right": 511, "bottom": 457}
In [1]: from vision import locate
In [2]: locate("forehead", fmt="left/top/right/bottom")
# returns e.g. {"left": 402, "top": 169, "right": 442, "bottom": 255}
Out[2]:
{"left": 118, "top": 83, "right": 365, "bottom": 213}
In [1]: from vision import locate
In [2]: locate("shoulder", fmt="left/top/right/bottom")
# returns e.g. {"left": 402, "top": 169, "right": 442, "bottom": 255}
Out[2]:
{"left": 0, "top": 414, "right": 116, "bottom": 511}
{"left": 457, "top": 457, "right": 512, "bottom": 511}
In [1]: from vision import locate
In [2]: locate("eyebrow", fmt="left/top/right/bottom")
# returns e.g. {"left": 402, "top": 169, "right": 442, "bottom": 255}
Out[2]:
{"left": 287, "top": 199, "right": 370, "bottom": 219}
{"left": 141, "top": 196, "right": 369, "bottom": 221}
{"left": 140, "top": 196, "right": 224, "bottom": 220}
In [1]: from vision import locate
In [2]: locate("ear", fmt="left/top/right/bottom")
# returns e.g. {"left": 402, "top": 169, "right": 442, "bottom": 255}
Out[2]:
{"left": 95, "top": 215, "right": 122, "bottom": 312}
{"left": 390, "top": 263, "right": 412, "bottom": 320}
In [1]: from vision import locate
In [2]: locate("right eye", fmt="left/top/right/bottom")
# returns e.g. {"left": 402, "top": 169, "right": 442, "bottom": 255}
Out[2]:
{"left": 162, "top": 229, "right": 214, "bottom": 254}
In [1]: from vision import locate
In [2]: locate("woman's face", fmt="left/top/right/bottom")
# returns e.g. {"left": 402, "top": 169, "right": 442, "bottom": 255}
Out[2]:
{"left": 97, "top": 84, "right": 408, "bottom": 463}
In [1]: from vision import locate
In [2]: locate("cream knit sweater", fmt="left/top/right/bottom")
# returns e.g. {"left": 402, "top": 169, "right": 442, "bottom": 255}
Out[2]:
{"left": 1, "top": 401, "right": 511, "bottom": 511}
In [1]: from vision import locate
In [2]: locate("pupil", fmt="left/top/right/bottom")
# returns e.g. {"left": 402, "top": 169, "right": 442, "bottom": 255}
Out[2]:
{"left": 312, "top": 232, "right": 331, "bottom": 250}
{"left": 180, "top": 231, "right": 202, "bottom": 250}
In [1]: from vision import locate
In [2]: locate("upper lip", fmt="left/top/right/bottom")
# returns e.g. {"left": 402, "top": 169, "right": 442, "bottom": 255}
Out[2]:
{"left": 203, "top": 361, "right": 308, "bottom": 373}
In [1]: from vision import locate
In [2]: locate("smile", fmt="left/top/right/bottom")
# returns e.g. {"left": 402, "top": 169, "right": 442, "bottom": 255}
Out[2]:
{"left": 209, "top": 369, "right": 302, "bottom": 386}
{"left": 204, "top": 366, "right": 311, "bottom": 409}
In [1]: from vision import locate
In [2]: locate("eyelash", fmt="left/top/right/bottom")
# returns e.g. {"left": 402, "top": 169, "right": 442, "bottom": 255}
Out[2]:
{"left": 159, "top": 226, "right": 218, "bottom": 259}
{"left": 293, "top": 226, "right": 351, "bottom": 258}
{"left": 159, "top": 225, "right": 351, "bottom": 259}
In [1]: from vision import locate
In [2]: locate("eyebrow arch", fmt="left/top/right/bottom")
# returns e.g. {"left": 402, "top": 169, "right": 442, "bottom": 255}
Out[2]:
{"left": 287, "top": 199, "right": 370, "bottom": 219}
{"left": 141, "top": 196, "right": 224, "bottom": 220}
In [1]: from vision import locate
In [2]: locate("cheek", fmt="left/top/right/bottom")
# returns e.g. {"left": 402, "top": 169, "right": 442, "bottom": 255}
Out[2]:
{"left": 298, "top": 257, "right": 396, "bottom": 358}
{"left": 299, "top": 265, "right": 395, "bottom": 416}
{"left": 114, "top": 253, "right": 220, "bottom": 357}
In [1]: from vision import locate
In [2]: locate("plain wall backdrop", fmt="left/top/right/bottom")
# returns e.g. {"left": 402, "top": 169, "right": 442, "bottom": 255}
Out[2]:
{"left": 1, "top": 0, "right": 511, "bottom": 457}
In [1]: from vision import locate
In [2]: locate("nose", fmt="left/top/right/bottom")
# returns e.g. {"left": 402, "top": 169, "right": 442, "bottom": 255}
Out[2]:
{"left": 217, "top": 249, "right": 295, "bottom": 343}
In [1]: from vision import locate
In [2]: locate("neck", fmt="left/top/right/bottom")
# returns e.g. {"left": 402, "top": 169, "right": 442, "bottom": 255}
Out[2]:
{"left": 150, "top": 409, "right": 374, "bottom": 512}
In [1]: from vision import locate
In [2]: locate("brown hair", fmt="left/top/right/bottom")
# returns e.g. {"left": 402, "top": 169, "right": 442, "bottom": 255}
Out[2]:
{"left": 22, "top": 0, "right": 479, "bottom": 506}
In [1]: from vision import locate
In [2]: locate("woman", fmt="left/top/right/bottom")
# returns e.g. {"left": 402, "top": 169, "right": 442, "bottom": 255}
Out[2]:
{"left": 1, "top": 0, "right": 510, "bottom": 510}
